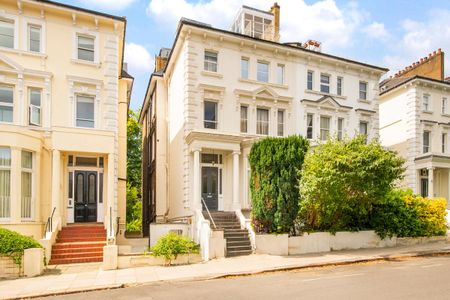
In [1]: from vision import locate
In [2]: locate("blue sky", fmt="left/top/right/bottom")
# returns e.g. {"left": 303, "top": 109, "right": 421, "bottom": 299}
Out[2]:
{"left": 59, "top": 0, "right": 450, "bottom": 110}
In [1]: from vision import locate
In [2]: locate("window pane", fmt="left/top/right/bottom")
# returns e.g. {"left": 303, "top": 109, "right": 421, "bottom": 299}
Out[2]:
{"left": 0, "top": 20, "right": 14, "bottom": 49}
{"left": 204, "top": 51, "right": 217, "bottom": 72}
{"left": 99, "top": 173, "right": 103, "bottom": 203}
{"left": 201, "top": 154, "right": 219, "bottom": 164}
{"left": 277, "top": 110, "right": 284, "bottom": 136}
{"left": 337, "top": 77, "right": 342, "bottom": 95}
{"left": 320, "top": 116, "right": 330, "bottom": 140}
{"left": 0, "top": 87, "right": 13, "bottom": 103}
{"left": 78, "top": 48, "right": 94, "bottom": 61}
{"left": 76, "top": 157, "right": 98, "bottom": 167}
{"left": 320, "top": 74, "right": 330, "bottom": 93}
{"left": 338, "top": 118, "right": 344, "bottom": 140}
{"left": 68, "top": 172, "right": 73, "bottom": 198}
{"left": 360, "top": 122, "right": 368, "bottom": 135}
{"left": 257, "top": 108, "right": 269, "bottom": 135}
{"left": 30, "top": 89, "right": 41, "bottom": 106}
{"left": 78, "top": 36, "right": 94, "bottom": 50}
{"left": 29, "top": 25, "right": 40, "bottom": 52}
{"left": 257, "top": 62, "right": 269, "bottom": 82}
{"left": 21, "top": 171, "right": 32, "bottom": 219}
{"left": 277, "top": 65, "right": 284, "bottom": 85}
{"left": 0, "top": 148, "right": 11, "bottom": 167}
{"left": 307, "top": 114, "right": 313, "bottom": 139}
{"left": 88, "top": 174, "right": 96, "bottom": 204}
{"left": 307, "top": 71, "right": 313, "bottom": 90}
{"left": 241, "top": 58, "right": 249, "bottom": 79}
{"left": 204, "top": 101, "right": 217, "bottom": 129}
{"left": 240, "top": 106, "right": 248, "bottom": 133}
{"left": 359, "top": 82, "right": 367, "bottom": 100}
{"left": 21, "top": 151, "right": 32, "bottom": 169}
{"left": 76, "top": 173, "right": 84, "bottom": 203}
{"left": 0, "top": 106, "right": 13, "bottom": 123}
{"left": 76, "top": 95, "right": 94, "bottom": 127}
{"left": 0, "top": 169, "right": 11, "bottom": 218}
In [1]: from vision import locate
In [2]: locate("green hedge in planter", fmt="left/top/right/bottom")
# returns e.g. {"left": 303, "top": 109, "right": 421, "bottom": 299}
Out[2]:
{"left": 299, "top": 136, "right": 404, "bottom": 232}
{"left": 372, "top": 189, "right": 448, "bottom": 238}
{"left": 249, "top": 135, "right": 309, "bottom": 234}
{"left": 150, "top": 233, "right": 199, "bottom": 266}
{"left": 0, "top": 227, "right": 42, "bottom": 266}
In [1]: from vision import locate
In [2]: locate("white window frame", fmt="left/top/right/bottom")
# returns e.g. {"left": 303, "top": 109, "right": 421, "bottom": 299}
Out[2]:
{"left": 306, "top": 113, "right": 314, "bottom": 139}
{"left": 21, "top": 150, "right": 34, "bottom": 220}
{"left": 241, "top": 57, "right": 249, "bottom": 79}
{"left": 75, "top": 94, "right": 95, "bottom": 128}
{"left": 22, "top": 17, "right": 46, "bottom": 53}
{"left": 337, "top": 77, "right": 343, "bottom": 96}
{"left": 337, "top": 118, "right": 344, "bottom": 140}
{"left": 0, "top": 15, "right": 18, "bottom": 49}
{"left": 442, "top": 132, "right": 447, "bottom": 153}
{"left": 320, "top": 115, "right": 331, "bottom": 141}
{"left": 204, "top": 50, "right": 218, "bottom": 72}
{"left": 256, "top": 108, "right": 269, "bottom": 135}
{"left": 29, "top": 88, "right": 42, "bottom": 126}
{"left": 307, "top": 70, "right": 314, "bottom": 90}
{"left": 423, "top": 94, "right": 431, "bottom": 112}
{"left": 359, "top": 81, "right": 368, "bottom": 100}
{"left": 276, "top": 64, "right": 285, "bottom": 85}
{"left": 0, "top": 85, "right": 14, "bottom": 124}
{"left": 257, "top": 61, "right": 269, "bottom": 82}
{"left": 442, "top": 97, "right": 448, "bottom": 115}
{"left": 240, "top": 105, "right": 248, "bottom": 133}
{"left": 277, "top": 109, "right": 284, "bottom": 136}
{"left": 0, "top": 147, "right": 11, "bottom": 220}
{"left": 320, "top": 73, "right": 330, "bottom": 94}
{"left": 423, "top": 130, "right": 431, "bottom": 153}
{"left": 203, "top": 100, "right": 218, "bottom": 129}
{"left": 72, "top": 29, "right": 99, "bottom": 64}
{"left": 27, "top": 24, "right": 41, "bottom": 53}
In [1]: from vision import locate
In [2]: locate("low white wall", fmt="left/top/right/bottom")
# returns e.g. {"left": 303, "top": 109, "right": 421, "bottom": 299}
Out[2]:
{"left": 330, "top": 231, "right": 396, "bottom": 251}
{"left": 117, "top": 253, "right": 203, "bottom": 269}
{"left": 288, "top": 232, "right": 331, "bottom": 255}
{"left": 255, "top": 234, "right": 289, "bottom": 256}
{"left": 149, "top": 223, "right": 191, "bottom": 247}
{"left": 103, "top": 245, "right": 118, "bottom": 270}
{"left": 23, "top": 248, "right": 44, "bottom": 277}
{"left": 209, "top": 230, "right": 226, "bottom": 259}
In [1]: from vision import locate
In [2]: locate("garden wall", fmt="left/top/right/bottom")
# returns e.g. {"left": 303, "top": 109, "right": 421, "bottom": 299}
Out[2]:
{"left": 0, "top": 248, "right": 44, "bottom": 279}
{"left": 117, "top": 253, "right": 203, "bottom": 269}
{"left": 256, "top": 231, "right": 398, "bottom": 256}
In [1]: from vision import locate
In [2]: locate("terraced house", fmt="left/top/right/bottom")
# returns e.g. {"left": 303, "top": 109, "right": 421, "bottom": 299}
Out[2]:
{"left": 140, "top": 3, "right": 387, "bottom": 259}
{"left": 0, "top": 0, "right": 133, "bottom": 264}
{"left": 380, "top": 49, "right": 450, "bottom": 213}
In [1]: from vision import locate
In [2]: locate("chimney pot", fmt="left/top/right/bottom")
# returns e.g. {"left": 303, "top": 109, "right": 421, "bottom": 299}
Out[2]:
{"left": 438, "top": 48, "right": 442, "bottom": 53}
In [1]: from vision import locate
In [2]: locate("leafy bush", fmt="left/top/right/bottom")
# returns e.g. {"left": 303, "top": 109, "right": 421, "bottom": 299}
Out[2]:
{"left": 150, "top": 233, "right": 199, "bottom": 265}
{"left": 299, "top": 136, "right": 404, "bottom": 232}
{"left": 0, "top": 227, "right": 42, "bottom": 266}
{"left": 126, "top": 183, "right": 142, "bottom": 232}
{"left": 372, "top": 189, "right": 448, "bottom": 238}
{"left": 249, "top": 135, "right": 309, "bottom": 234}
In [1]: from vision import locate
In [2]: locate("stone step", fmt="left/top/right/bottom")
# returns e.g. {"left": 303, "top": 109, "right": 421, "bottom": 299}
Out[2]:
{"left": 227, "top": 240, "right": 251, "bottom": 246}
{"left": 49, "top": 256, "right": 103, "bottom": 265}
{"left": 56, "top": 236, "right": 106, "bottom": 243}
{"left": 51, "top": 246, "right": 104, "bottom": 254}
{"left": 226, "top": 249, "right": 252, "bottom": 257}
{"left": 51, "top": 242, "right": 106, "bottom": 250}
{"left": 51, "top": 251, "right": 103, "bottom": 260}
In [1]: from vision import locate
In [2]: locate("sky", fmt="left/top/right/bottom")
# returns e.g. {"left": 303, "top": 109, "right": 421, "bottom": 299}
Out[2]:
{"left": 58, "top": 0, "right": 450, "bottom": 110}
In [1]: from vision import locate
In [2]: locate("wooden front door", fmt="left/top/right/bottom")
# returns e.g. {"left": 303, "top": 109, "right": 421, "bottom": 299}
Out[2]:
{"left": 74, "top": 171, "right": 97, "bottom": 222}
{"left": 202, "top": 166, "right": 219, "bottom": 211}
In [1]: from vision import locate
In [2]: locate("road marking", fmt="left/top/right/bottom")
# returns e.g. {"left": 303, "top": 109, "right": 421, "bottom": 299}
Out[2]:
{"left": 421, "top": 264, "right": 443, "bottom": 268}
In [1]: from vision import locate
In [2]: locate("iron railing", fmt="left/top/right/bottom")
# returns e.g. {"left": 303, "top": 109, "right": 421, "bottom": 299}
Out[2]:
{"left": 43, "top": 207, "right": 56, "bottom": 238}
{"left": 201, "top": 197, "right": 217, "bottom": 229}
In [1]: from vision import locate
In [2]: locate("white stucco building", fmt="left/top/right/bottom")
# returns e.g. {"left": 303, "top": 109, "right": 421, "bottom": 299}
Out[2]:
{"left": 139, "top": 4, "right": 387, "bottom": 259}
{"left": 380, "top": 49, "right": 450, "bottom": 209}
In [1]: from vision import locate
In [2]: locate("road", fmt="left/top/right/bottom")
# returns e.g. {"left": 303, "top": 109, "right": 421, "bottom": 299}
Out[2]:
{"left": 42, "top": 256, "right": 450, "bottom": 300}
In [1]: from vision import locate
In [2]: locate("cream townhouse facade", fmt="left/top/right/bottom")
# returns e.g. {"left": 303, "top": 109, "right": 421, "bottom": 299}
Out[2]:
{"left": 139, "top": 3, "right": 388, "bottom": 259}
{"left": 380, "top": 49, "right": 450, "bottom": 212}
{"left": 0, "top": 0, "right": 133, "bottom": 264}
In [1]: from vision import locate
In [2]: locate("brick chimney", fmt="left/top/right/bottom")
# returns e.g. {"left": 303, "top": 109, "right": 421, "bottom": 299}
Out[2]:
{"left": 154, "top": 48, "right": 170, "bottom": 73}
{"left": 270, "top": 2, "right": 280, "bottom": 42}
{"left": 395, "top": 49, "right": 445, "bottom": 81}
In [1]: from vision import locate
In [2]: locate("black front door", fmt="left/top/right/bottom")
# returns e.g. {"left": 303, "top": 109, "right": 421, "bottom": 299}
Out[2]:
{"left": 74, "top": 171, "right": 97, "bottom": 222}
{"left": 202, "top": 167, "right": 219, "bottom": 211}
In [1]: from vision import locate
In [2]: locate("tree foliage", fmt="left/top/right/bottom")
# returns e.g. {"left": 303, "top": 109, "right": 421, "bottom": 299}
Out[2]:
{"left": 0, "top": 227, "right": 42, "bottom": 266}
{"left": 372, "top": 189, "right": 448, "bottom": 238}
{"left": 299, "top": 136, "right": 405, "bottom": 232}
{"left": 249, "top": 136, "right": 309, "bottom": 234}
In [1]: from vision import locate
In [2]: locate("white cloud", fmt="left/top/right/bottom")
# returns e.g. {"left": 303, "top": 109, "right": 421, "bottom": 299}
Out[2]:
{"left": 146, "top": 0, "right": 367, "bottom": 52}
{"left": 362, "top": 22, "right": 390, "bottom": 41}
{"left": 78, "top": 0, "right": 136, "bottom": 10}
{"left": 124, "top": 43, "right": 154, "bottom": 73}
{"left": 382, "top": 9, "right": 450, "bottom": 76}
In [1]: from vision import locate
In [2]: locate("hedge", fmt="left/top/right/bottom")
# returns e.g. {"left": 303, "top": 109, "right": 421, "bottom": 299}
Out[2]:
{"left": 0, "top": 227, "right": 42, "bottom": 266}
{"left": 372, "top": 189, "right": 448, "bottom": 238}
{"left": 150, "top": 232, "right": 199, "bottom": 266}
{"left": 249, "top": 135, "right": 309, "bottom": 234}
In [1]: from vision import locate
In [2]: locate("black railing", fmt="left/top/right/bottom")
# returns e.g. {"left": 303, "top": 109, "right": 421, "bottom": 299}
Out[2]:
{"left": 201, "top": 197, "right": 217, "bottom": 229}
{"left": 43, "top": 207, "right": 56, "bottom": 238}
{"left": 115, "top": 216, "right": 120, "bottom": 237}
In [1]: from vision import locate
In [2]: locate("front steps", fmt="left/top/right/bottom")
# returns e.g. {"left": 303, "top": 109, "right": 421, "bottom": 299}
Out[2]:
{"left": 203, "top": 211, "right": 252, "bottom": 257}
{"left": 49, "top": 224, "right": 106, "bottom": 265}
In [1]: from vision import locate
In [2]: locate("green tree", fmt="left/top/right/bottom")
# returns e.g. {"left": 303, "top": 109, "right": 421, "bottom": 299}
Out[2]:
{"left": 249, "top": 135, "right": 309, "bottom": 234}
{"left": 299, "top": 136, "right": 405, "bottom": 232}
{"left": 127, "top": 109, "right": 142, "bottom": 190}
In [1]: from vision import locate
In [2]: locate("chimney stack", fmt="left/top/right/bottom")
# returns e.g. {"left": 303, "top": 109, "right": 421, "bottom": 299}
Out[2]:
{"left": 154, "top": 48, "right": 170, "bottom": 73}
{"left": 270, "top": 2, "right": 280, "bottom": 42}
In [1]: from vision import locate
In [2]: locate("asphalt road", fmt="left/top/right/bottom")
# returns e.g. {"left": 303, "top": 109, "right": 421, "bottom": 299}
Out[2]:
{"left": 42, "top": 256, "right": 450, "bottom": 300}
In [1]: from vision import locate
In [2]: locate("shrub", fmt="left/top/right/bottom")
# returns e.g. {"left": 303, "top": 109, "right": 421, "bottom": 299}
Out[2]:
{"left": 0, "top": 227, "right": 42, "bottom": 266}
{"left": 249, "top": 135, "right": 309, "bottom": 234}
{"left": 299, "top": 136, "right": 404, "bottom": 232}
{"left": 126, "top": 183, "right": 142, "bottom": 232}
{"left": 372, "top": 189, "right": 448, "bottom": 238}
{"left": 150, "top": 233, "right": 199, "bottom": 265}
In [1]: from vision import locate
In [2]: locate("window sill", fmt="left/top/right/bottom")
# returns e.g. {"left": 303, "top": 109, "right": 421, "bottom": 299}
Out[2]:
{"left": 201, "top": 70, "right": 223, "bottom": 79}
{"left": 422, "top": 110, "right": 433, "bottom": 114}
{"left": 0, "top": 46, "right": 47, "bottom": 58}
{"left": 358, "top": 99, "right": 371, "bottom": 104}
{"left": 441, "top": 113, "right": 450, "bottom": 117}
{"left": 239, "top": 78, "right": 288, "bottom": 89}
{"left": 71, "top": 59, "right": 101, "bottom": 68}
{"left": 304, "top": 89, "right": 346, "bottom": 100}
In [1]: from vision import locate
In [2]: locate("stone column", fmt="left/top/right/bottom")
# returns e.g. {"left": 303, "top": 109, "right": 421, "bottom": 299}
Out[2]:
{"left": 193, "top": 149, "right": 201, "bottom": 210}
{"left": 232, "top": 151, "right": 240, "bottom": 209}
{"left": 107, "top": 153, "right": 115, "bottom": 236}
{"left": 10, "top": 148, "right": 21, "bottom": 223}
{"left": 427, "top": 167, "right": 435, "bottom": 198}
{"left": 51, "top": 150, "right": 60, "bottom": 218}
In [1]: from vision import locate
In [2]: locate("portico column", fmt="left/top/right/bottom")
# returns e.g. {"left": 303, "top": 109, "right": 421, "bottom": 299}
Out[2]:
{"left": 107, "top": 153, "right": 115, "bottom": 236}
{"left": 232, "top": 151, "right": 240, "bottom": 209}
{"left": 51, "top": 150, "right": 61, "bottom": 227}
{"left": 193, "top": 149, "right": 201, "bottom": 210}
{"left": 428, "top": 167, "right": 435, "bottom": 198}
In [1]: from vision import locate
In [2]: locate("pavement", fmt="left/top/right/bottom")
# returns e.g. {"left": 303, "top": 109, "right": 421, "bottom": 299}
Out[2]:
{"left": 1, "top": 241, "right": 450, "bottom": 300}
{"left": 42, "top": 256, "right": 450, "bottom": 300}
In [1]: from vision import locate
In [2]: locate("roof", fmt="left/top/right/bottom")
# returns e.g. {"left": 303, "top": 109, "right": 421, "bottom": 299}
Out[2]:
{"left": 174, "top": 18, "right": 388, "bottom": 72}
{"left": 380, "top": 75, "right": 450, "bottom": 95}
{"left": 121, "top": 69, "right": 134, "bottom": 80}
{"left": 34, "top": 0, "right": 126, "bottom": 21}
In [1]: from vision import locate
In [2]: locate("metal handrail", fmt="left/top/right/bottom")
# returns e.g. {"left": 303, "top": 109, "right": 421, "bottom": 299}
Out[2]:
{"left": 43, "top": 207, "right": 56, "bottom": 238}
{"left": 109, "top": 206, "right": 113, "bottom": 238}
{"left": 115, "top": 216, "right": 120, "bottom": 237}
{"left": 201, "top": 197, "right": 217, "bottom": 229}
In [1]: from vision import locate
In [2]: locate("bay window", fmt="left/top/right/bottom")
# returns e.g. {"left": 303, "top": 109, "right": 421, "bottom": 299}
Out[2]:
{"left": 21, "top": 151, "right": 33, "bottom": 220}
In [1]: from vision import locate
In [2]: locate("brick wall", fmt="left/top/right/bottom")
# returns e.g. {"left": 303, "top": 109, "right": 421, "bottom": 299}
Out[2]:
{"left": 0, "top": 255, "right": 22, "bottom": 279}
